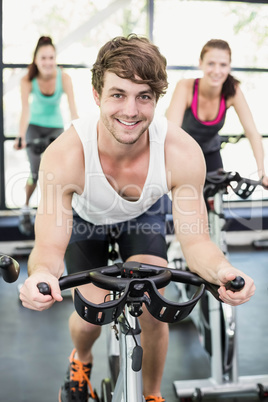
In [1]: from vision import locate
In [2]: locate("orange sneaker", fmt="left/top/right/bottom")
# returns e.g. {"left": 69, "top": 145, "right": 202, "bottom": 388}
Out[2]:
{"left": 59, "top": 349, "right": 98, "bottom": 401}
{"left": 145, "top": 396, "right": 166, "bottom": 402}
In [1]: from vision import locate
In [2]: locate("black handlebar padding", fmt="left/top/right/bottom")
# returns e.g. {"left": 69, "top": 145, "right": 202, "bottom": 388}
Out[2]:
{"left": 90, "top": 269, "right": 171, "bottom": 291}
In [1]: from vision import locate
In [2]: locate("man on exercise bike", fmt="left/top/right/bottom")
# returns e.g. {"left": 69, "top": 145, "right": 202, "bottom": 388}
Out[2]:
{"left": 19, "top": 34, "right": 255, "bottom": 402}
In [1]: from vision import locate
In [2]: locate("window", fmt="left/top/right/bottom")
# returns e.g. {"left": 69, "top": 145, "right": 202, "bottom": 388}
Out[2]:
{"left": 1, "top": 0, "right": 268, "bottom": 208}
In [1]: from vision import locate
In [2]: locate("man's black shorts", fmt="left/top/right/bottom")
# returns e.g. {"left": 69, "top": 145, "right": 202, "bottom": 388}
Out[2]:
{"left": 65, "top": 196, "right": 171, "bottom": 274}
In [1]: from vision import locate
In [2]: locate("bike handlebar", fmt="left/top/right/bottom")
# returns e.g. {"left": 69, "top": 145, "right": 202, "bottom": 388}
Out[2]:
{"left": 204, "top": 170, "right": 262, "bottom": 200}
{"left": 37, "top": 261, "right": 244, "bottom": 326}
{"left": 0, "top": 255, "right": 20, "bottom": 283}
{"left": 220, "top": 133, "right": 268, "bottom": 149}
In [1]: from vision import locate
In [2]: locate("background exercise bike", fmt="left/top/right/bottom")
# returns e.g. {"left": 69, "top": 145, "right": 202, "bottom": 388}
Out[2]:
{"left": 168, "top": 169, "right": 268, "bottom": 401}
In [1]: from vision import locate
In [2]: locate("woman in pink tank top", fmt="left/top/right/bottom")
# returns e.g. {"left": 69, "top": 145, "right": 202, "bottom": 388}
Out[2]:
{"left": 166, "top": 39, "right": 268, "bottom": 187}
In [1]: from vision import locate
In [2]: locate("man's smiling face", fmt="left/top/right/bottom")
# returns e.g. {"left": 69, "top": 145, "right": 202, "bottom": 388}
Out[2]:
{"left": 93, "top": 71, "right": 156, "bottom": 145}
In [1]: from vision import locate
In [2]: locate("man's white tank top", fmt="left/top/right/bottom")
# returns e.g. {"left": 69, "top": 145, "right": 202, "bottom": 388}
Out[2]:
{"left": 72, "top": 114, "right": 169, "bottom": 225}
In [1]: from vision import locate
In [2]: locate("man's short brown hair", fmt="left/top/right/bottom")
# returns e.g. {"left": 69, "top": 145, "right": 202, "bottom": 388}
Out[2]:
{"left": 91, "top": 34, "right": 168, "bottom": 102}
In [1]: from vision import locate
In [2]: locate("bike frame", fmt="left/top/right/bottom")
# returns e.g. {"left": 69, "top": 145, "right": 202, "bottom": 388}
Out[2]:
{"left": 208, "top": 189, "right": 237, "bottom": 383}
{"left": 109, "top": 309, "right": 145, "bottom": 402}
{"left": 70, "top": 260, "right": 210, "bottom": 402}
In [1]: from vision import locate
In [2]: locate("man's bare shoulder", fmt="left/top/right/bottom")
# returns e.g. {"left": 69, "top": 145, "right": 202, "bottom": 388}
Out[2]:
{"left": 165, "top": 120, "right": 204, "bottom": 158}
{"left": 40, "top": 125, "right": 85, "bottom": 193}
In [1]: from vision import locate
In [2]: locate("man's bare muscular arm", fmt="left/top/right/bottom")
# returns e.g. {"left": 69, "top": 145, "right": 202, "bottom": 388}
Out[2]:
{"left": 20, "top": 125, "right": 85, "bottom": 310}
{"left": 165, "top": 121, "right": 255, "bottom": 305}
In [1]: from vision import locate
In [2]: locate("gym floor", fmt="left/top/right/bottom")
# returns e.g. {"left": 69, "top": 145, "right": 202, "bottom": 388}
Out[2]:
{"left": 0, "top": 245, "right": 267, "bottom": 401}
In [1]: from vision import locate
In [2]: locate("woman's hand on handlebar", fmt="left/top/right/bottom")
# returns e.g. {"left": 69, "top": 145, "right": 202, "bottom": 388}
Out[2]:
{"left": 217, "top": 267, "right": 255, "bottom": 306}
{"left": 19, "top": 271, "right": 63, "bottom": 311}
{"left": 13, "top": 136, "right": 26, "bottom": 150}
{"left": 261, "top": 174, "right": 268, "bottom": 189}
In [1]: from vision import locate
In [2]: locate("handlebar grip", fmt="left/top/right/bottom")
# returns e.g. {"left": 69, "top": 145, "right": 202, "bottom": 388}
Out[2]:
{"left": 18, "top": 137, "right": 22, "bottom": 148}
{"left": 37, "top": 282, "right": 51, "bottom": 295}
{"left": 0, "top": 255, "right": 20, "bottom": 283}
{"left": 225, "top": 276, "right": 245, "bottom": 291}
{"left": 261, "top": 177, "right": 268, "bottom": 190}
{"left": 205, "top": 276, "right": 245, "bottom": 302}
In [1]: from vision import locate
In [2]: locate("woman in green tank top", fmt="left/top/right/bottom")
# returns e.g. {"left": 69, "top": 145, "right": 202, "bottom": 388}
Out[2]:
{"left": 14, "top": 36, "right": 78, "bottom": 233}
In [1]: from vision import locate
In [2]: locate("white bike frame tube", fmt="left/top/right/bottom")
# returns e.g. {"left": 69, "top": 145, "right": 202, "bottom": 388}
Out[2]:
{"left": 208, "top": 192, "right": 224, "bottom": 383}
{"left": 112, "top": 308, "right": 144, "bottom": 402}
{"left": 208, "top": 292, "right": 224, "bottom": 383}
{"left": 222, "top": 303, "right": 239, "bottom": 382}
{"left": 209, "top": 192, "right": 223, "bottom": 248}
{"left": 208, "top": 190, "right": 238, "bottom": 384}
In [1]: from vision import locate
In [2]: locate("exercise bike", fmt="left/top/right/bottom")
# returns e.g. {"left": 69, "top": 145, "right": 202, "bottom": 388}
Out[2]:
{"left": 37, "top": 260, "right": 244, "bottom": 402}
{"left": 168, "top": 170, "right": 268, "bottom": 401}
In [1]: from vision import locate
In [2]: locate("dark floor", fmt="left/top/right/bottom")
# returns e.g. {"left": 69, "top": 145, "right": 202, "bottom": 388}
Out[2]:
{"left": 0, "top": 245, "right": 267, "bottom": 401}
